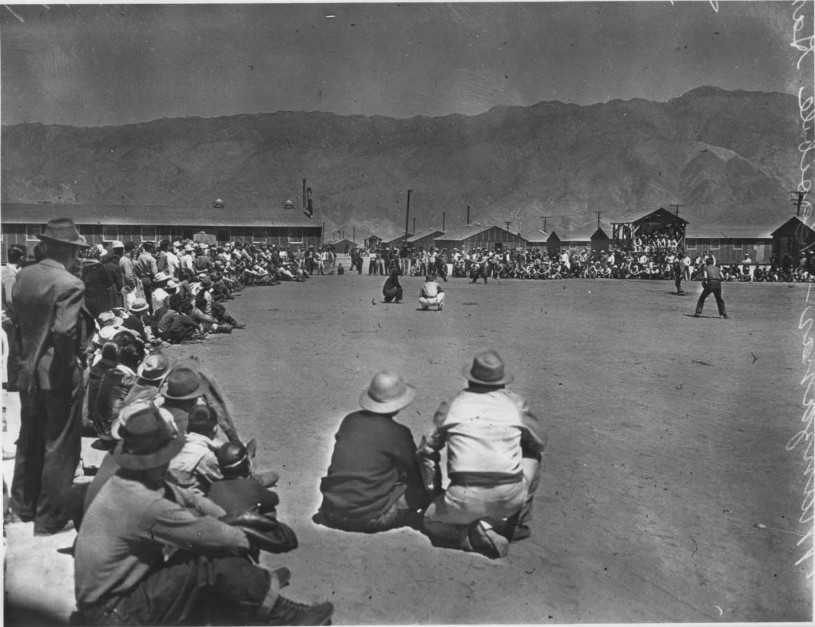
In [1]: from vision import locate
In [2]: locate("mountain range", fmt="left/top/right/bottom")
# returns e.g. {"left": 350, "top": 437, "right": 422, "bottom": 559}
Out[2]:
{"left": 1, "top": 86, "right": 803, "bottom": 240}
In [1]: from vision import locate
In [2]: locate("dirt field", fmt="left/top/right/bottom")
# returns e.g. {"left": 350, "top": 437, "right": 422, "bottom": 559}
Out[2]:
{"left": 155, "top": 272, "right": 811, "bottom": 624}
{"left": 5, "top": 272, "right": 813, "bottom": 624}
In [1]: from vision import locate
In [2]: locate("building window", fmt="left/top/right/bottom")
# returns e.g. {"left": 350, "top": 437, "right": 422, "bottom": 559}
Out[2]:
{"left": 252, "top": 228, "right": 267, "bottom": 244}
{"left": 733, "top": 239, "right": 743, "bottom": 250}
{"left": 26, "top": 225, "right": 43, "bottom": 241}
{"left": 288, "top": 228, "right": 303, "bottom": 244}
{"left": 710, "top": 239, "right": 720, "bottom": 250}
{"left": 686, "top": 238, "right": 696, "bottom": 249}
{"left": 102, "top": 226, "right": 119, "bottom": 242}
{"left": 141, "top": 226, "right": 157, "bottom": 242}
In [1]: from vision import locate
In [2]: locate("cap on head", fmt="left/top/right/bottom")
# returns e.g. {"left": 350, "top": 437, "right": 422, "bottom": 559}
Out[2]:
{"left": 359, "top": 371, "right": 416, "bottom": 414}
{"left": 462, "top": 349, "right": 513, "bottom": 386}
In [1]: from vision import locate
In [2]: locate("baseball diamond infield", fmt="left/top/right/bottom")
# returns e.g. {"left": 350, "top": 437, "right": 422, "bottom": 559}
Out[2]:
{"left": 4, "top": 272, "right": 813, "bottom": 624}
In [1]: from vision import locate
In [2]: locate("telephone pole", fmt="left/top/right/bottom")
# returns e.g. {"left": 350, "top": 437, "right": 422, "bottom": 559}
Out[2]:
{"left": 404, "top": 189, "right": 412, "bottom": 245}
{"left": 670, "top": 203, "right": 684, "bottom": 217}
{"left": 594, "top": 211, "right": 603, "bottom": 228}
{"left": 790, "top": 190, "right": 810, "bottom": 217}
{"left": 541, "top": 216, "right": 550, "bottom": 232}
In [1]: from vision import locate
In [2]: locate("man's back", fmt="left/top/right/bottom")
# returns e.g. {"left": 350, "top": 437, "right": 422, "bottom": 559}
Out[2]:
{"left": 420, "top": 280, "right": 442, "bottom": 298}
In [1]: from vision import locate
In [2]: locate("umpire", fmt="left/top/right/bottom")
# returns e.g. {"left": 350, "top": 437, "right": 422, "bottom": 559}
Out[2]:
{"left": 694, "top": 256, "right": 728, "bottom": 319}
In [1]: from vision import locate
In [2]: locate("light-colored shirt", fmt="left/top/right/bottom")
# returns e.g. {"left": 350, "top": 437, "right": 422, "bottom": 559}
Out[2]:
{"left": 417, "top": 388, "right": 546, "bottom": 492}
{"left": 167, "top": 431, "right": 223, "bottom": 495}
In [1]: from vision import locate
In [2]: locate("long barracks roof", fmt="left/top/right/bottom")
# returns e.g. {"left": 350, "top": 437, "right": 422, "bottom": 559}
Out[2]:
{"left": 0, "top": 203, "right": 319, "bottom": 228}
{"left": 686, "top": 223, "right": 776, "bottom": 239}
{"left": 433, "top": 224, "right": 495, "bottom": 241}
{"left": 407, "top": 229, "right": 444, "bottom": 243}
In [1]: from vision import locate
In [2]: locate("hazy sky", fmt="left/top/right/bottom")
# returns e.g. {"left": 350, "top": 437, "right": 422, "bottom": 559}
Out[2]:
{"left": 0, "top": 2, "right": 805, "bottom": 127}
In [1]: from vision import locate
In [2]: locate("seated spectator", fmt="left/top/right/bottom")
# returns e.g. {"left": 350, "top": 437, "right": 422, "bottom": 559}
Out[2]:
{"left": 74, "top": 401, "right": 334, "bottom": 626}
{"left": 121, "top": 352, "right": 174, "bottom": 407}
{"left": 167, "top": 404, "right": 222, "bottom": 495}
{"left": 92, "top": 331, "right": 146, "bottom": 443}
{"left": 419, "top": 273, "right": 445, "bottom": 311}
{"left": 167, "top": 300, "right": 203, "bottom": 343}
{"left": 319, "top": 371, "right": 429, "bottom": 532}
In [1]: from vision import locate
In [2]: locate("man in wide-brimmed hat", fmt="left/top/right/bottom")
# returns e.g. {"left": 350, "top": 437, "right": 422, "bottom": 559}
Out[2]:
{"left": 417, "top": 349, "right": 547, "bottom": 559}
{"left": 319, "top": 371, "right": 429, "bottom": 532}
{"left": 75, "top": 400, "right": 334, "bottom": 626}
{"left": 8, "top": 218, "right": 95, "bottom": 534}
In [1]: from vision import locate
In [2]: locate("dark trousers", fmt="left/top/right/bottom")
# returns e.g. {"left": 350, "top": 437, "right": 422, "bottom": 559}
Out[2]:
{"left": 321, "top": 487, "right": 427, "bottom": 533}
{"left": 695, "top": 280, "right": 726, "bottom": 316}
{"left": 2, "top": 317, "right": 21, "bottom": 390}
{"left": 471, "top": 265, "right": 488, "bottom": 283}
{"left": 674, "top": 274, "right": 683, "bottom": 293}
{"left": 11, "top": 374, "right": 83, "bottom": 531}
{"left": 383, "top": 286, "right": 403, "bottom": 303}
{"left": 78, "top": 552, "right": 272, "bottom": 626}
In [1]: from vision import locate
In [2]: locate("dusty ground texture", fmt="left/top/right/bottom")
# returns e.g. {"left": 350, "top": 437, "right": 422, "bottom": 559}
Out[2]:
{"left": 4, "top": 271, "right": 814, "bottom": 624}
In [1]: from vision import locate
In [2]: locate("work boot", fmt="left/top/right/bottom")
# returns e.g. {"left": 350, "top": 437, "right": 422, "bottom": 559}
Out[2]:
{"left": 217, "top": 324, "right": 233, "bottom": 334}
{"left": 467, "top": 520, "right": 509, "bottom": 559}
{"left": 265, "top": 596, "right": 334, "bottom": 626}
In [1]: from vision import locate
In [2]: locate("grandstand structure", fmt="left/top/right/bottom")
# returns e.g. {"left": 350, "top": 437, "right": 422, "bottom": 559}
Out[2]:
{"left": 610, "top": 207, "right": 688, "bottom": 252}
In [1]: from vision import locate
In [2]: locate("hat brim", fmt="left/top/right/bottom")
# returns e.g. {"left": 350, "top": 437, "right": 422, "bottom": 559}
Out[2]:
{"left": 160, "top": 377, "right": 209, "bottom": 401}
{"left": 38, "top": 233, "right": 91, "bottom": 248}
{"left": 112, "top": 434, "right": 185, "bottom": 471}
{"left": 359, "top": 383, "right": 416, "bottom": 414}
{"left": 461, "top": 364, "right": 514, "bottom": 386}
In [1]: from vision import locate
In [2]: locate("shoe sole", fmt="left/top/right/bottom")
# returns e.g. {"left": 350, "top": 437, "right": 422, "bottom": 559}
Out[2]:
{"left": 469, "top": 521, "right": 509, "bottom": 558}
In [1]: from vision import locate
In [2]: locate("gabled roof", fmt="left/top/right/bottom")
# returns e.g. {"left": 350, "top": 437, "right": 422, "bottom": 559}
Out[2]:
{"left": 0, "top": 203, "right": 319, "bottom": 228}
{"left": 520, "top": 228, "right": 549, "bottom": 243}
{"left": 770, "top": 216, "right": 815, "bottom": 237}
{"left": 559, "top": 225, "right": 612, "bottom": 242}
{"left": 612, "top": 207, "right": 689, "bottom": 226}
{"left": 687, "top": 223, "right": 776, "bottom": 239}
{"left": 407, "top": 229, "right": 445, "bottom": 243}
{"left": 433, "top": 224, "right": 495, "bottom": 241}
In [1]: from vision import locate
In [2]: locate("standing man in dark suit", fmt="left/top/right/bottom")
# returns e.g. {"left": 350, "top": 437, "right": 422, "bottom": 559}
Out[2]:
{"left": 10, "top": 218, "right": 94, "bottom": 534}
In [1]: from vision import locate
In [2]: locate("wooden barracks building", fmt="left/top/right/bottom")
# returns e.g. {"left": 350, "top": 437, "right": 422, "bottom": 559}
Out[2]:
{"left": 0, "top": 201, "right": 323, "bottom": 260}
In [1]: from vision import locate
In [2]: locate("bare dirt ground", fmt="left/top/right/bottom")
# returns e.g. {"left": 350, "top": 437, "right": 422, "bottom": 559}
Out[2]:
{"left": 5, "top": 271, "right": 813, "bottom": 624}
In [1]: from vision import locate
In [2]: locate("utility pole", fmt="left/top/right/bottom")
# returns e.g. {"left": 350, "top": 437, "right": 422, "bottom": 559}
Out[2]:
{"left": 404, "top": 189, "right": 412, "bottom": 245}
{"left": 413, "top": 217, "right": 416, "bottom": 235}
{"left": 541, "top": 216, "right": 549, "bottom": 232}
{"left": 790, "top": 190, "right": 810, "bottom": 217}
{"left": 353, "top": 226, "right": 356, "bottom": 243}
{"left": 670, "top": 203, "right": 684, "bottom": 217}
{"left": 443, "top": 211, "right": 446, "bottom": 231}
{"left": 594, "top": 211, "right": 603, "bottom": 229}
{"left": 466, "top": 205, "right": 471, "bottom": 226}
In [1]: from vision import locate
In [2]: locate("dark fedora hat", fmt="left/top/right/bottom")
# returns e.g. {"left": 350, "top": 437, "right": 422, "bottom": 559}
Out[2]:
{"left": 462, "top": 349, "right": 514, "bottom": 386}
{"left": 112, "top": 401, "right": 185, "bottom": 470}
{"left": 38, "top": 218, "right": 90, "bottom": 247}
{"left": 160, "top": 365, "right": 208, "bottom": 401}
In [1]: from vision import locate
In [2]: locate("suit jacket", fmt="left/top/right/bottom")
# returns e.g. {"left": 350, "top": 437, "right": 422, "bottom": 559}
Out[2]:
{"left": 12, "top": 258, "right": 93, "bottom": 393}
